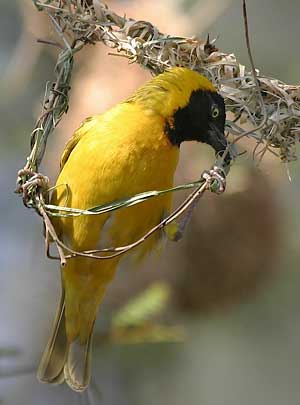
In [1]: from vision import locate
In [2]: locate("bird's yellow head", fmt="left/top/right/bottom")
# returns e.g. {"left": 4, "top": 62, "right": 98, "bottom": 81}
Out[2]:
{"left": 128, "top": 67, "right": 230, "bottom": 164}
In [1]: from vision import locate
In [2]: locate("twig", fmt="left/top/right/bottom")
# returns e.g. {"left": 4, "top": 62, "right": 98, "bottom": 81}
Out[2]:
{"left": 219, "top": 0, "right": 269, "bottom": 166}
{"left": 242, "top": 0, "right": 268, "bottom": 162}
{"left": 42, "top": 168, "right": 226, "bottom": 261}
{"left": 37, "top": 195, "right": 67, "bottom": 266}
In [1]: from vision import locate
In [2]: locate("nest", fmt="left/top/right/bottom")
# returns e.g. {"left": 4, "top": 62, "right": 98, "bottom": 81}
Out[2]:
{"left": 32, "top": 0, "right": 300, "bottom": 163}
{"left": 15, "top": 0, "right": 300, "bottom": 264}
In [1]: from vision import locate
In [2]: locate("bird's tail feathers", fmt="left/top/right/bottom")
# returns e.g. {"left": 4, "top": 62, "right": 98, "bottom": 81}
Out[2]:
{"left": 37, "top": 290, "right": 68, "bottom": 385}
{"left": 64, "top": 329, "right": 93, "bottom": 392}
{"left": 37, "top": 290, "right": 94, "bottom": 392}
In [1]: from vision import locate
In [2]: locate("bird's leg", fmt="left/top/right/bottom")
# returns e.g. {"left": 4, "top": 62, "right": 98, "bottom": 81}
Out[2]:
{"left": 202, "top": 165, "right": 227, "bottom": 194}
{"left": 165, "top": 165, "right": 226, "bottom": 242}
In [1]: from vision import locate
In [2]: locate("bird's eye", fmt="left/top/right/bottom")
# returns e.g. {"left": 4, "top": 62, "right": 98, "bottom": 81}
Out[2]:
{"left": 211, "top": 105, "right": 219, "bottom": 118}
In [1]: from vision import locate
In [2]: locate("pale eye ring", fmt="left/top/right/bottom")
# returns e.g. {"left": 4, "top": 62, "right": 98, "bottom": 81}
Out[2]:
{"left": 211, "top": 105, "right": 219, "bottom": 118}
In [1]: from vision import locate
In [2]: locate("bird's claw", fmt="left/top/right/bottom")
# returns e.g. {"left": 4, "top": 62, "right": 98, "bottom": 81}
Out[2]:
{"left": 202, "top": 165, "right": 226, "bottom": 194}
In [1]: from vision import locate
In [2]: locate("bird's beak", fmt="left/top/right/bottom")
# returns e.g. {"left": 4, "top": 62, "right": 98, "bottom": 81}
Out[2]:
{"left": 207, "top": 123, "right": 232, "bottom": 166}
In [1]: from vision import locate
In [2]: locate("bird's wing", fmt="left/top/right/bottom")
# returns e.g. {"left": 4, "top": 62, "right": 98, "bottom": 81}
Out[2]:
{"left": 60, "top": 116, "right": 98, "bottom": 170}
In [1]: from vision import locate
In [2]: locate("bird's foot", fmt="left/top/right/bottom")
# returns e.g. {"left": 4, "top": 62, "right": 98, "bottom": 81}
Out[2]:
{"left": 202, "top": 165, "right": 226, "bottom": 194}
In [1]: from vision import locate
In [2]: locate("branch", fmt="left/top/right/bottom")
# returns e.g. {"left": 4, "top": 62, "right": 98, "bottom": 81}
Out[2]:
{"left": 42, "top": 168, "right": 226, "bottom": 261}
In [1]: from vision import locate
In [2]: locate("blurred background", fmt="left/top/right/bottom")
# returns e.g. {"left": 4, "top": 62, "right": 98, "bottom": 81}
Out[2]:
{"left": 1, "top": 0, "right": 300, "bottom": 404}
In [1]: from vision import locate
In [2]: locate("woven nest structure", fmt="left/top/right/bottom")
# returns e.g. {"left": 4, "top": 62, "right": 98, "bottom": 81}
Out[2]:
{"left": 15, "top": 0, "right": 300, "bottom": 263}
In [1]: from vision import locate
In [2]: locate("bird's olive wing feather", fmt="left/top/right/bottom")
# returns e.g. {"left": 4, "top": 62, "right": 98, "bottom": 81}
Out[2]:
{"left": 60, "top": 116, "right": 97, "bottom": 170}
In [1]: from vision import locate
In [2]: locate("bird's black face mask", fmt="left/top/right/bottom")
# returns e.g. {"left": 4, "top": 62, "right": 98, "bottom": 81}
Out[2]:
{"left": 166, "top": 90, "right": 231, "bottom": 166}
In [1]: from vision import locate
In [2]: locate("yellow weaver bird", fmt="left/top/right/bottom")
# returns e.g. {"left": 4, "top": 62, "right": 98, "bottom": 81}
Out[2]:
{"left": 37, "top": 67, "right": 230, "bottom": 391}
